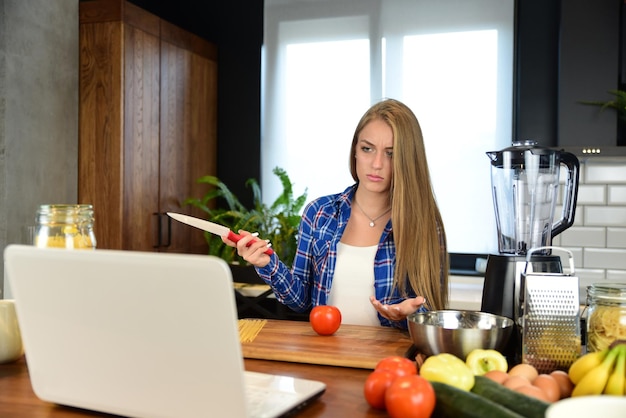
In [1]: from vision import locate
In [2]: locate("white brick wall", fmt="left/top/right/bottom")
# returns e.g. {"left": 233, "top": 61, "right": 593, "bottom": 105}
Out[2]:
{"left": 554, "top": 156, "right": 626, "bottom": 296}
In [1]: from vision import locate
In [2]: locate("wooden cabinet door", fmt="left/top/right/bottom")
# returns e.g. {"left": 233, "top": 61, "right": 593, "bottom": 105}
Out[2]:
{"left": 79, "top": 18, "right": 126, "bottom": 250}
{"left": 159, "top": 22, "right": 217, "bottom": 254}
{"left": 79, "top": 1, "right": 161, "bottom": 251}
{"left": 121, "top": 22, "right": 161, "bottom": 251}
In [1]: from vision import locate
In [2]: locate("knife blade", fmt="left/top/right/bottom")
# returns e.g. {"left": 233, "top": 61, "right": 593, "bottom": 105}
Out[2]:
{"left": 167, "top": 212, "right": 274, "bottom": 255}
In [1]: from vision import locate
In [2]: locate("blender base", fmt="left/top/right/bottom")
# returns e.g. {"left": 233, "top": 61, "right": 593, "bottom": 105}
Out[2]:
{"left": 481, "top": 253, "right": 562, "bottom": 365}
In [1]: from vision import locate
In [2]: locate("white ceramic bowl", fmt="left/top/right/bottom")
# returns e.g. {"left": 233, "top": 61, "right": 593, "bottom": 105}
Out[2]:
{"left": 546, "top": 396, "right": 626, "bottom": 418}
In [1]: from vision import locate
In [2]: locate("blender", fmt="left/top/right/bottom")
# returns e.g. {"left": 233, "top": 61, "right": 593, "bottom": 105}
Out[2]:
{"left": 480, "top": 140, "right": 579, "bottom": 360}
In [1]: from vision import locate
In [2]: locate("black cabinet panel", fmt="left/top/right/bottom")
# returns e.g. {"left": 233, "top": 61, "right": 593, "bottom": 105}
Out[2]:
{"left": 516, "top": 0, "right": 623, "bottom": 153}
{"left": 558, "top": 0, "right": 620, "bottom": 148}
{"left": 514, "top": 0, "right": 560, "bottom": 147}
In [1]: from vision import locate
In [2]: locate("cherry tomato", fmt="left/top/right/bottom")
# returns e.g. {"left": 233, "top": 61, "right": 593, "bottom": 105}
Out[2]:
{"left": 309, "top": 305, "right": 342, "bottom": 335}
{"left": 375, "top": 356, "right": 418, "bottom": 378}
{"left": 385, "top": 375, "right": 436, "bottom": 418}
{"left": 363, "top": 369, "right": 396, "bottom": 410}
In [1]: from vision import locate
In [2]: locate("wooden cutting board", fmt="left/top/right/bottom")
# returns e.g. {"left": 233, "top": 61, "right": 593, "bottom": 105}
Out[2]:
{"left": 240, "top": 319, "right": 413, "bottom": 369}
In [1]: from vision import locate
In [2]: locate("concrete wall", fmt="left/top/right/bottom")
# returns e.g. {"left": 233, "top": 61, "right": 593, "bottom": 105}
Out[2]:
{"left": 0, "top": 0, "right": 79, "bottom": 297}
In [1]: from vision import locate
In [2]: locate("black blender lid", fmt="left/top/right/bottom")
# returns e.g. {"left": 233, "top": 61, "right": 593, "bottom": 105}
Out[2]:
{"left": 487, "top": 140, "right": 559, "bottom": 167}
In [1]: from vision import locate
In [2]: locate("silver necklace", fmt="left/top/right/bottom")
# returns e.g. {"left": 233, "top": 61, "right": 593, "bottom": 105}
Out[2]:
{"left": 354, "top": 198, "right": 391, "bottom": 227}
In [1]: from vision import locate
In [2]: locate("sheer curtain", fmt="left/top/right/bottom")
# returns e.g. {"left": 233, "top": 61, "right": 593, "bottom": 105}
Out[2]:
{"left": 262, "top": 0, "right": 514, "bottom": 255}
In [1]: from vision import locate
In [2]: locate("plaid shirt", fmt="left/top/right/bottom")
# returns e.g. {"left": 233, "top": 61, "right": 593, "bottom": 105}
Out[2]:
{"left": 256, "top": 184, "right": 417, "bottom": 329}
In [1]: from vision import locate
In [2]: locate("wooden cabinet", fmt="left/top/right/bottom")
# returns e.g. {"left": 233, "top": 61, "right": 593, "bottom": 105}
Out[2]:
{"left": 78, "top": 0, "right": 216, "bottom": 253}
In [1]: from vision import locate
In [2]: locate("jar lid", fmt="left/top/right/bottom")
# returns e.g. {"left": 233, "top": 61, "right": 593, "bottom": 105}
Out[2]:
{"left": 587, "top": 283, "right": 626, "bottom": 301}
{"left": 37, "top": 204, "right": 93, "bottom": 213}
{"left": 36, "top": 204, "right": 94, "bottom": 224}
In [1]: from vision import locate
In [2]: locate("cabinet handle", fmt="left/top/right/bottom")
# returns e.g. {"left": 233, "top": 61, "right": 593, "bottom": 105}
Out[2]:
{"left": 163, "top": 212, "right": 172, "bottom": 248}
{"left": 153, "top": 212, "right": 162, "bottom": 248}
{"left": 153, "top": 212, "right": 172, "bottom": 248}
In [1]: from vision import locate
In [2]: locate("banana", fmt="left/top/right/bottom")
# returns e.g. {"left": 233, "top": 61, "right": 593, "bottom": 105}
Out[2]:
{"left": 568, "top": 348, "right": 608, "bottom": 385}
{"left": 604, "top": 345, "right": 626, "bottom": 395}
{"left": 571, "top": 345, "right": 620, "bottom": 396}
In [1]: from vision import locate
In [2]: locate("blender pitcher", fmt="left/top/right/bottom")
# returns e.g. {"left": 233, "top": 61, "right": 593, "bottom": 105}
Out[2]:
{"left": 482, "top": 140, "right": 579, "bottom": 365}
{"left": 487, "top": 140, "right": 579, "bottom": 256}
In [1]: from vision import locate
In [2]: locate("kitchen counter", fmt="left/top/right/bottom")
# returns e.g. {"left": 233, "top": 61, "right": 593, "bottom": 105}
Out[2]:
{"left": 0, "top": 356, "right": 385, "bottom": 417}
{"left": 0, "top": 317, "right": 414, "bottom": 417}
{"left": 448, "top": 274, "right": 484, "bottom": 311}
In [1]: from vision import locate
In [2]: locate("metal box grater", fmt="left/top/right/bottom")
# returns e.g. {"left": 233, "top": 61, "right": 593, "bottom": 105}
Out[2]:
{"left": 519, "top": 247, "right": 582, "bottom": 373}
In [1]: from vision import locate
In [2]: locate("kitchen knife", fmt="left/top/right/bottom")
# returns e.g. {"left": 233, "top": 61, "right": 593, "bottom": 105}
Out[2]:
{"left": 167, "top": 212, "right": 274, "bottom": 255}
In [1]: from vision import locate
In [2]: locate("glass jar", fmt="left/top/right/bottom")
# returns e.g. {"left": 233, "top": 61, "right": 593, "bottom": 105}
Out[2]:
{"left": 586, "top": 283, "right": 626, "bottom": 352}
{"left": 34, "top": 204, "right": 96, "bottom": 249}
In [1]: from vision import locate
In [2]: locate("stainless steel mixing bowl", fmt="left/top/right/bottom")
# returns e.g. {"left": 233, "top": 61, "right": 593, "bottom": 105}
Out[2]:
{"left": 407, "top": 310, "right": 514, "bottom": 360}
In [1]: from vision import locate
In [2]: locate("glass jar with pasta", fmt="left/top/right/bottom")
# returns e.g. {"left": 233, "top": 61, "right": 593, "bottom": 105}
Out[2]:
{"left": 586, "top": 283, "right": 626, "bottom": 352}
{"left": 34, "top": 204, "right": 96, "bottom": 249}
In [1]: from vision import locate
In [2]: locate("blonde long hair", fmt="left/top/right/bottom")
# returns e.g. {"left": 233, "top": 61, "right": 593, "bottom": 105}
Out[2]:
{"left": 349, "top": 99, "right": 449, "bottom": 310}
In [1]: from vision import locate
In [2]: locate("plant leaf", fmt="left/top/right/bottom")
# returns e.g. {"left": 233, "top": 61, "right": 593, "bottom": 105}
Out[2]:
{"left": 185, "top": 166, "right": 308, "bottom": 266}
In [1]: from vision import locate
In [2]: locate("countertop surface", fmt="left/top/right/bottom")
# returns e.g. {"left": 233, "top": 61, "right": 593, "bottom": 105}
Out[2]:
{"left": 0, "top": 356, "right": 387, "bottom": 417}
{"left": 448, "top": 274, "right": 484, "bottom": 311}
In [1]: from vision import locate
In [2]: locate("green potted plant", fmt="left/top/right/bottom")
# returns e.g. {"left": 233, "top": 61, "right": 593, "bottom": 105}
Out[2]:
{"left": 184, "top": 166, "right": 308, "bottom": 268}
{"left": 580, "top": 89, "right": 626, "bottom": 122}
{"left": 580, "top": 89, "right": 626, "bottom": 145}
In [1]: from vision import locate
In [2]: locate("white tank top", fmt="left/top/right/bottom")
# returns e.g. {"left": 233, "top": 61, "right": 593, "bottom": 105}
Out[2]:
{"left": 328, "top": 242, "right": 381, "bottom": 326}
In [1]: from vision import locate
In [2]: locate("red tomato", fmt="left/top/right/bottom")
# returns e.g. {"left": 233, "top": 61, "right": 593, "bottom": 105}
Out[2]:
{"left": 309, "top": 305, "right": 342, "bottom": 335}
{"left": 385, "top": 375, "right": 436, "bottom": 418}
{"left": 363, "top": 369, "right": 396, "bottom": 410}
{"left": 375, "top": 356, "right": 418, "bottom": 378}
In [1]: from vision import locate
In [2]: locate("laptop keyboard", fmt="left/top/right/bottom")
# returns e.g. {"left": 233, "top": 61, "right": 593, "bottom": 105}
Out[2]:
{"left": 246, "top": 385, "right": 300, "bottom": 418}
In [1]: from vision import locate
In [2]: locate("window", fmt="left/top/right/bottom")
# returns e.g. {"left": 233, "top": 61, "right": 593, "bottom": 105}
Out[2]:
{"left": 263, "top": 0, "right": 515, "bottom": 255}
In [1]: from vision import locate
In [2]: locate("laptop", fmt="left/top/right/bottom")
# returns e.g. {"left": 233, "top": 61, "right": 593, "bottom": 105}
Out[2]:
{"left": 3, "top": 244, "right": 325, "bottom": 418}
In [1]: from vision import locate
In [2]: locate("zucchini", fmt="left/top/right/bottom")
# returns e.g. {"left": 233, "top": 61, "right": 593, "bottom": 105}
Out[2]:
{"left": 431, "top": 381, "right": 524, "bottom": 418}
{"left": 471, "top": 375, "right": 550, "bottom": 418}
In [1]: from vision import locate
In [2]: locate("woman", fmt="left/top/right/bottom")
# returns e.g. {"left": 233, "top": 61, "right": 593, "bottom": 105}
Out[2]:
{"left": 225, "top": 98, "right": 449, "bottom": 329}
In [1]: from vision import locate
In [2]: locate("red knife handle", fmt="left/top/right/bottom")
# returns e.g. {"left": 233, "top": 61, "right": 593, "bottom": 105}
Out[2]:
{"left": 226, "top": 231, "right": 274, "bottom": 255}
